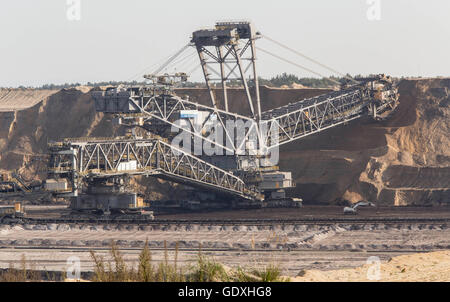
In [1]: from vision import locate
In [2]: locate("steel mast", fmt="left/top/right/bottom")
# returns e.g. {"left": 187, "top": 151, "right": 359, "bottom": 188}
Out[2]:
{"left": 191, "top": 21, "right": 262, "bottom": 120}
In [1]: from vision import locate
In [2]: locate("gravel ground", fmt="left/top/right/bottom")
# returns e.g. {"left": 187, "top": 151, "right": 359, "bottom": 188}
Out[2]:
{"left": 0, "top": 247, "right": 411, "bottom": 277}
{"left": 1, "top": 223, "right": 449, "bottom": 250}
{"left": 0, "top": 221, "right": 449, "bottom": 277}
{"left": 18, "top": 205, "right": 450, "bottom": 221}
{"left": 1, "top": 206, "right": 449, "bottom": 277}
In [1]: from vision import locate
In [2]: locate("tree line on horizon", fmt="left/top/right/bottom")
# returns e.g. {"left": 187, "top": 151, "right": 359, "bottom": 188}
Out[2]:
{"left": 11, "top": 72, "right": 400, "bottom": 90}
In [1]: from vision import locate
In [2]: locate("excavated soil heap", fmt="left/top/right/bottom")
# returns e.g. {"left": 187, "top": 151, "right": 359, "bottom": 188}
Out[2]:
{"left": 0, "top": 89, "right": 58, "bottom": 112}
{"left": 0, "top": 80, "right": 448, "bottom": 205}
{"left": 279, "top": 79, "right": 449, "bottom": 205}
{"left": 291, "top": 250, "right": 450, "bottom": 282}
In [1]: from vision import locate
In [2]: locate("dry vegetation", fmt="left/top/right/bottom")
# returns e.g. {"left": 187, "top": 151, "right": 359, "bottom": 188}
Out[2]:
{"left": 0, "top": 240, "right": 288, "bottom": 282}
{"left": 0, "top": 254, "right": 59, "bottom": 282}
{"left": 2, "top": 244, "right": 450, "bottom": 282}
{"left": 89, "top": 240, "right": 289, "bottom": 282}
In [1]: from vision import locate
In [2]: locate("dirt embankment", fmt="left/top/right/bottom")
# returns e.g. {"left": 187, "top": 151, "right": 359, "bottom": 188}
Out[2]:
{"left": 0, "top": 89, "right": 59, "bottom": 112}
{"left": 0, "top": 87, "right": 115, "bottom": 180}
{"left": 292, "top": 250, "right": 450, "bottom": 282}
{"left": 0, "top": 80, "right": 448, "bottom": 205}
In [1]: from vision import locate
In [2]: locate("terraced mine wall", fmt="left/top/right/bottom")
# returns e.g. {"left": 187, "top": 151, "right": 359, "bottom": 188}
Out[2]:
{"left": 279, "top": 79, "right": 450, "bottom": 205}
{"left": 0, "top": 80, "right": 448, "bottom": 205}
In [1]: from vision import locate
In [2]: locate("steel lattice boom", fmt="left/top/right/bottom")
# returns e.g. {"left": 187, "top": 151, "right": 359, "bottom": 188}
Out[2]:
{"left": 260, "top": 81, "right": 398, "bottom": 149}
{"left": 93, "top": 87, "right": 257, "bottom": 155}
{"left": 48, "top": 138, "right": 261, "bottom": 200}
{"left": 93, "top": 76, "right": 398, "bottom": 153}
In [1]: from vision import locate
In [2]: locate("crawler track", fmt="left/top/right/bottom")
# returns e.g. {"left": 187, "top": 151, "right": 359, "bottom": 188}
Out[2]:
{"left": 5, "top": 216, "right": 450, "bottom": 226}
{"left": 3, "top": 206, "right": 449, "bottom": 226}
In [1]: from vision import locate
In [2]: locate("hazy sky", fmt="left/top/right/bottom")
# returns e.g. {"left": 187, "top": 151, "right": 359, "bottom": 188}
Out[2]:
{"left": 1, "top": 0, "right": 449, "bottom": 87}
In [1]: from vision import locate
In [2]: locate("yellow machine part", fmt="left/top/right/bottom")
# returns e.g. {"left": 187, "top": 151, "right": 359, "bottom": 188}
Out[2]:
{"left": 136, "top": 196, "right": 145, "bottom": 208}
{"left": 14, "top": 202, "right": 22, "bottom": 213}
{"left": 128, "top": 197, "right": 146, "bottom": 209}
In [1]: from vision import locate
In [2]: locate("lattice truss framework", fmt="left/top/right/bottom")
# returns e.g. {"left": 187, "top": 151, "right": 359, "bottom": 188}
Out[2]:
{"left": 93, "top": 83, "right": 398, "bottom": 154}
{"left": 49, "top": 139, "right": 260, "bottom": 200}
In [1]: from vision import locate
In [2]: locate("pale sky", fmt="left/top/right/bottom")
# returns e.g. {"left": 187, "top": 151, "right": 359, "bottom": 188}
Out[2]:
{"left": 1, "top": 0, "right": 449, "bottom": 87}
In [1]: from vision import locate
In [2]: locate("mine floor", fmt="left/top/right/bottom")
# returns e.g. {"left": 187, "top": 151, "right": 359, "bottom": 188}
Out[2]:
{"left": 0, "top": 205, "right": 449, "bottom": 277}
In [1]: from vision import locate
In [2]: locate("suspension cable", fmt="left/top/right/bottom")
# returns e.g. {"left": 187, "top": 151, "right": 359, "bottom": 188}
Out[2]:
{"left": 256, "top": 47, "right": 341, "bottom": 86}
{"left": 187, "top": 63, "right": 201, "bottom": 77}
{"left": 262, "top": 35, "right": 359, "bottom": 84}
{"left": 125, "top": 45, "right": 191, "bottom": 82}
{"left": 126, "top": 61, "right": 163, "bottom": 82}
{"left": 170, "top": 50, "right": 198, "bottom": 71}
{"left": 151, "top": 43, "right": 192, "bottom": 76}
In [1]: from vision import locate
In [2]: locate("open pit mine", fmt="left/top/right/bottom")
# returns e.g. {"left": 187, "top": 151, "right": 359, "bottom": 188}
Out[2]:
{"left": 0, "top": 21, "right": 449, "bottom": 279}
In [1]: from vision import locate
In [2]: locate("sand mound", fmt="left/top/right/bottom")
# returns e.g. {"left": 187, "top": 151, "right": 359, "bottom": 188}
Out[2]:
{"left": 292, "top": 250, "right": 450, "bottom": 282}
{"left": 281, "top": 79, "right": 450, "bottom": 205}
{"left": 0, "top": 89, "right": 58, "bottom": 112}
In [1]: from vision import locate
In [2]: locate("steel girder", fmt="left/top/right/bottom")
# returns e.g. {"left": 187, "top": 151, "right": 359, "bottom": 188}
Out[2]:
{"left": 93, "top": 90, "right": 261, "bottom": 155}
{"left": 93, "top": 81, "right": 398, "bottom": 154}
{"left": 260, "top": 84, "right": 398, "bottom": 149}
{"left": 260, "top": 88, "right": 370, "bottom": 149}
{"left": 50, "top": 138, "right": 261, "bottom": 200}
{"left": 191, "top": 21, "right": 262, "bottom": 119}
{"left": 94, "top": 86, "right": 366, "bottom": 152}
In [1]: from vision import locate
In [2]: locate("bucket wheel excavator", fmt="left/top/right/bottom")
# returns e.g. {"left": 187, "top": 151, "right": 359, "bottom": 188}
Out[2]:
{"left": 45, "top": 21, "right": 399, "bottom": 217}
